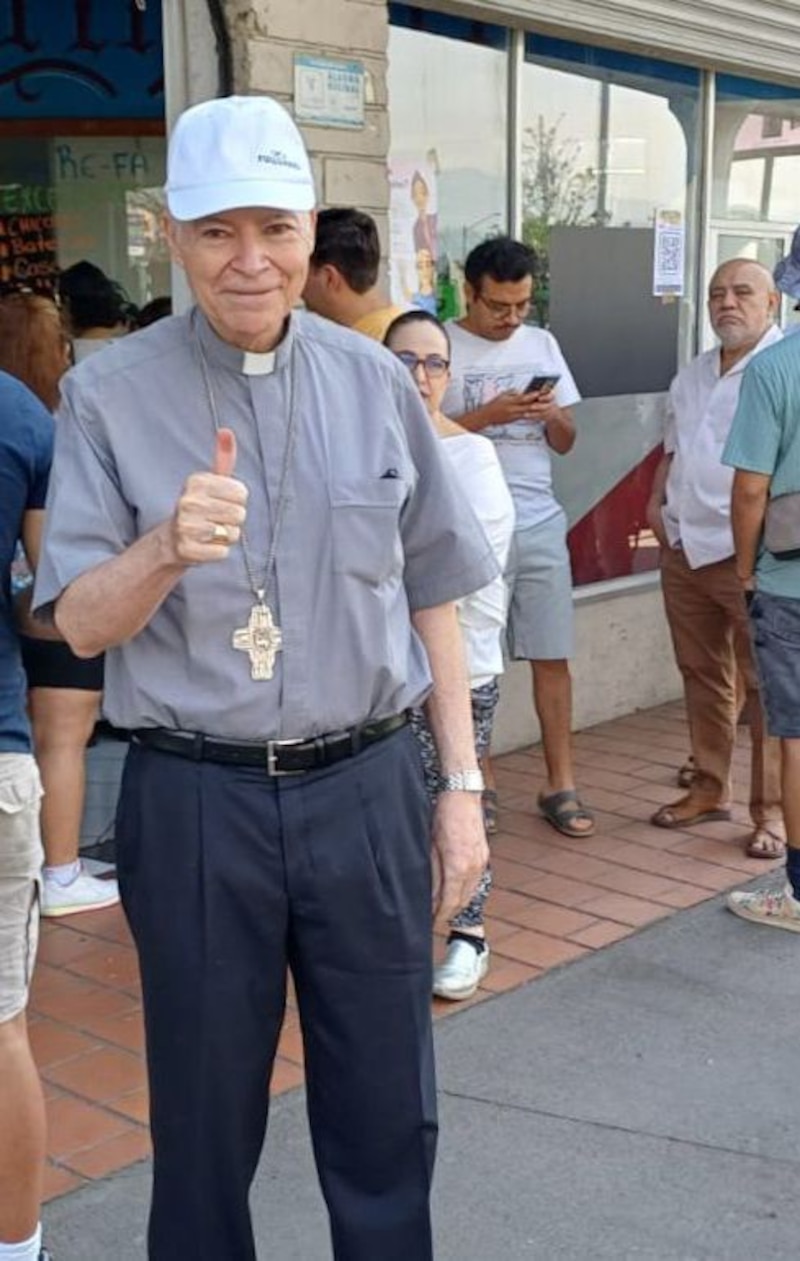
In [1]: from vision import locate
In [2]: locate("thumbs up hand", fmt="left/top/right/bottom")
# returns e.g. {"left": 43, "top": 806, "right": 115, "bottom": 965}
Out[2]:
{"left": 212, "top": 428, "right": 237, "bottom": 478}
{"left": 171, "top": 428, "right": 249, "bottom": 565}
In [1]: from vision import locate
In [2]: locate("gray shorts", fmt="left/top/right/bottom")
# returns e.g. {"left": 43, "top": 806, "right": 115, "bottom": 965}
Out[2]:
{"left": 749, "top": 590, "right": 800, "bottom": 739}
{"left": 0, "top": 753, "right": 43, "bottom": 1023}
{"left": 505, "top": 511, "right": 574, "bottom": 661}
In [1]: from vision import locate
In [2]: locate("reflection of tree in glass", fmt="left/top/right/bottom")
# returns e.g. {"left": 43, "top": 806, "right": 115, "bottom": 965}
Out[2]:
{"left": 522, "top": 116, "right": 602, "bottom": 324}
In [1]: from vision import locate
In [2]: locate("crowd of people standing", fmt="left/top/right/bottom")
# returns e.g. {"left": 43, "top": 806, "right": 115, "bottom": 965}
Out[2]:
{"left": 2, "top": 91, "right": 800, "bottom": 1261}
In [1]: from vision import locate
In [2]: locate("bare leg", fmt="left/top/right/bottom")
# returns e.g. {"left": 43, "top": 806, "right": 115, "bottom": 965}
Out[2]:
{"left": 531, "top": 659, "right": 575, "bottom": 789}
{"left": 28, "top": 688, "right": 100, "bottom": 867}
{"left": 530, "top": 658, "right": 593, "bottom": 834}
{"left": 0, "top": 1010, "right": 46, "bottom": 1242}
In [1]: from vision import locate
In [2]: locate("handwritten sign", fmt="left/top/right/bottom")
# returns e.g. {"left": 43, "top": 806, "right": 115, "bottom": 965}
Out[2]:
{"left": 54, "top": 141, "right": 154, "bottom": 183}
{"left": 51, "top": 135, "right": 165, "bottom": 279}
{"left": 0, "top": 209, "right": 58, "bottom": 291}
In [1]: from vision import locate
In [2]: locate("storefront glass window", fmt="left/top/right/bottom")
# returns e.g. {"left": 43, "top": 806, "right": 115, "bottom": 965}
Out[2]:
{"left": 710, "top": 75, "right": 800, "bottom": 337}
{"left": 387, "top": 7, "right": 508, "bottom": 320}
{"left": 0, "top": 1, "right": 165, "bottom": 312}
{"left": 713, "top": 76, "right": 800, "bottom": 225}
{"left": 522, "top": 37, "right": 702, "bottom": 585}
{"left": 0, "top": 133, "right": 167, "bottom": 306}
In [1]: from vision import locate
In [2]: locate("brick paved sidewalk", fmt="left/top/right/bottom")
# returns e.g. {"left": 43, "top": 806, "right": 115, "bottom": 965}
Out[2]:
{"left": 32, "top": 699, "right": 775, "bottom": 1203}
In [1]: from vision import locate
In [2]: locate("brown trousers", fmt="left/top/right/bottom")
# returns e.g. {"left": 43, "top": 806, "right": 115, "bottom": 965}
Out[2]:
{"left": 661, "top": 547, "right": 781, "bottom": 824}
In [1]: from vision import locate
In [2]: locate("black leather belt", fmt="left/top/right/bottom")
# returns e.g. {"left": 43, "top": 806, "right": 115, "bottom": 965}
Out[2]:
{"left": 131, "top": 712, "right": 408, "bottom": 776}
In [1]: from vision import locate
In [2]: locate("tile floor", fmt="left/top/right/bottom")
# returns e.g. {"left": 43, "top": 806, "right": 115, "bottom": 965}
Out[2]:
{"left": 35, "top": 700, "right": 777, "bottom": 1202}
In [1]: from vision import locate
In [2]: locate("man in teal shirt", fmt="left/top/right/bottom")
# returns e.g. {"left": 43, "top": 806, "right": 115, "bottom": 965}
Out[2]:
{"left": 723, "top": 333, "right": 800, "bottom": 930}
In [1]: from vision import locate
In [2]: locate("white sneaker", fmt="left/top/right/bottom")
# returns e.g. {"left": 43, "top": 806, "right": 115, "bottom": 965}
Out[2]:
{"left": 433, "top": 939, "right": 489, "bottom": 1001}
{"left": 727, "top": 883, "right": 800, "bottom": 933}
{"left": 41, "top": 866, "right": 120, "bottom": 918}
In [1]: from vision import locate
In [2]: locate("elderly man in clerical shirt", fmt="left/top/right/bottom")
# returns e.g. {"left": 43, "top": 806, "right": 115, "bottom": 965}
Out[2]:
{"left": 34, "top": 96, "right": 497, "bottom": 1261}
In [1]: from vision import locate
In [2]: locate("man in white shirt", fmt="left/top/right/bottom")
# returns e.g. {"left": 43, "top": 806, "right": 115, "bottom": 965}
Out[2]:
{"left": 645, "top": 258, "right": 784, "bottom": 857}
{"left": 444, "top": 236, "right": 593, "bottom": 839}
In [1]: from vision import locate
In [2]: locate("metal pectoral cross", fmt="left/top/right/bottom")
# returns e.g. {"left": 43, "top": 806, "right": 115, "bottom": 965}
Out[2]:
{"left": 232, "top": 594, "right": 283, "bottom": 681}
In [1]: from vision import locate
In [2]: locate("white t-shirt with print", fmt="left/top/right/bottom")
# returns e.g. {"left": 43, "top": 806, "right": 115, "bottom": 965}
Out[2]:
{"left": 443, "top": 322, "right": 581, "bottom": 529}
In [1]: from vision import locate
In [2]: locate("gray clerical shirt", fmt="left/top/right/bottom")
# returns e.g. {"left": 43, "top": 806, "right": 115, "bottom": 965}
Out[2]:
{"left": 34, "top": 309, "right": 498, "bottom": 740}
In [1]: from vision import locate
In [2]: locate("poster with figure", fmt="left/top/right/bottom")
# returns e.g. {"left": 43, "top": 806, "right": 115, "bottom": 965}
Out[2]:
{"left": 389, "top": 158, "right": 439, "bottom": 313}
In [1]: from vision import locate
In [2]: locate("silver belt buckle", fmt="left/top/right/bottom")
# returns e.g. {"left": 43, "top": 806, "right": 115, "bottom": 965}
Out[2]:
{"left": 266, "top": 737, "right": 307, "bottom": 776}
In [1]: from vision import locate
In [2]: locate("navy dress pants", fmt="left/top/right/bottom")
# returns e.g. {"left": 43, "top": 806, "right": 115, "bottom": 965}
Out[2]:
{"left": 115, "top": 727, "right": 437, "bottom": 1261}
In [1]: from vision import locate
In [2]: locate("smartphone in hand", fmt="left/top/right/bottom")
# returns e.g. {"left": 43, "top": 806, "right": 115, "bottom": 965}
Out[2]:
{"left": 524, "top": 373, "right": 561, "bottom": 394}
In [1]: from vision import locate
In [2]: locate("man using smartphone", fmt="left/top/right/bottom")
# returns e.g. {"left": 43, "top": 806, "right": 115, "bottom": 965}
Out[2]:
{"left": 444, "top": 236, "right": 593, "bottom": 840}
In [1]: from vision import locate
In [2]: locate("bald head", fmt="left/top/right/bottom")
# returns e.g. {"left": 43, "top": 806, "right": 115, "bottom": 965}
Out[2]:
{"left": 708, "top": 258, "right": 779, "bottom": 357}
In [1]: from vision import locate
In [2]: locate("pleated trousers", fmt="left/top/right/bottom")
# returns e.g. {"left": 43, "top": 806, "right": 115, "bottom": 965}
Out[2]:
{"left": 115, "top": 727, "right": 437, "bottom": 1261}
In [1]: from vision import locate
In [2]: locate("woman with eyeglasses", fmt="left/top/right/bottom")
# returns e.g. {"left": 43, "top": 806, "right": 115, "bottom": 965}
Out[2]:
{"left": 384, "top": 310, "right": 515, "bottom": 1000}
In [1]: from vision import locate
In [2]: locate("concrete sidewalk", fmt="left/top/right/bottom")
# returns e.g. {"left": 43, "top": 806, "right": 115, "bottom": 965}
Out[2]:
{"left": 44, "top": 871, "right": 798, "bottom": 1260}
{"left": 41, "top": 698, "right": 784, "bottom": 1205}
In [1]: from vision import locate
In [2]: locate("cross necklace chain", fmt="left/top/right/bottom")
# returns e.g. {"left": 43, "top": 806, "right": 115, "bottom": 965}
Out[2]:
{"left": 194, "top": 325, "right": 299, "bottom": 682}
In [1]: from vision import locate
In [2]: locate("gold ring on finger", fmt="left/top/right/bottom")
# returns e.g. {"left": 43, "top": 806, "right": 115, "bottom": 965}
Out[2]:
{"left": 210, "top": 523, "right": 231, "bottom": 544}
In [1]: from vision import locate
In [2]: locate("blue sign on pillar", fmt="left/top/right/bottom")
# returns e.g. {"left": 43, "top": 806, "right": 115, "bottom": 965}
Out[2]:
{"left": 0, "top": 0, "right": 164, "bottom": 119}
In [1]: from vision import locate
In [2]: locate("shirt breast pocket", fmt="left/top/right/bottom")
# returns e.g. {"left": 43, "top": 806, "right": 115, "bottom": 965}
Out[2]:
{"left": 330, "top": 477, "right": 407, "bottom": 584}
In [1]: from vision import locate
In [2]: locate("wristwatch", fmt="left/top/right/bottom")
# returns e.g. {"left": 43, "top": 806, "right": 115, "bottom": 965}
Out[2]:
{"left": 440, "top": 769, "right": 485, "bottom": 793}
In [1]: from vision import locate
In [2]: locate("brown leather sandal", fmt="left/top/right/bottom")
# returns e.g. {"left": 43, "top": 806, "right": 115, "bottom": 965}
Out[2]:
{"left": 650, "top": 800, "right": 731, "bottom": 829}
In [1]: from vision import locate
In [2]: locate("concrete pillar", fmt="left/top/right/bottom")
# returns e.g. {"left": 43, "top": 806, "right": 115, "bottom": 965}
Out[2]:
{"left": 223, "top": 0, "right": 391, "bottom": 226}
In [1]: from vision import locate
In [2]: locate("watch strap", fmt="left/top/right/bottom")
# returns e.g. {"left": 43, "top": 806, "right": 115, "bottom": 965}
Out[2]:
{"left": 440, "top": 769, "right": 485, "bottom": 793}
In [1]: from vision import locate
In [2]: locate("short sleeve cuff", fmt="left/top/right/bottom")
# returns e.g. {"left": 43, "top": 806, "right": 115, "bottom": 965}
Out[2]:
{"left": 406, "top": 545, "right": 499, "bottom": 611}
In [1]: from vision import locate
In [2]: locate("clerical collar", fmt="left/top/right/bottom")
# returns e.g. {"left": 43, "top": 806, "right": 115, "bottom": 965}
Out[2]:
{"left": 192, "top": 307, "right": 295, "bottom": 376}
{"left": 242, "top": 349, "right": 276, "bottom": 376}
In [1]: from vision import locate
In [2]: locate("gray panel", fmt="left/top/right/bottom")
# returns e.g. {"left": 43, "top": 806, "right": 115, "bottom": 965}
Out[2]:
{"left": 548, "top": 225, "right": 680, "bottom": 397}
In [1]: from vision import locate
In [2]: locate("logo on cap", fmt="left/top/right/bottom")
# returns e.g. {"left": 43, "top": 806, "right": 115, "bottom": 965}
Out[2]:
{"left": 256, "top": 150, "right": 303, "bottom": 172}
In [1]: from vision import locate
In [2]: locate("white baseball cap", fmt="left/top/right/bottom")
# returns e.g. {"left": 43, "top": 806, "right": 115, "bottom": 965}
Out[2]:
{"left": 165, "top": 94, "right": 316, "bottom": 221}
